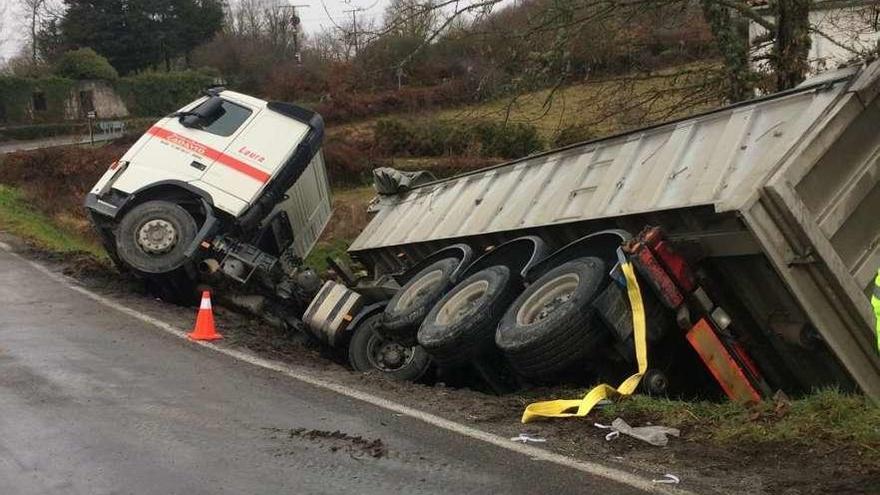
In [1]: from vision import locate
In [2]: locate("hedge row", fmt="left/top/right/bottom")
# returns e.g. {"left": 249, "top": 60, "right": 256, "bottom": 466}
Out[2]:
{"left": 0, "top": 70, "right": 218, "bottom": 124}
{"left": 0, "top": 76, "right": 76, "bottom": 124}
{"left": 374, "top": 118, "right": 545, "bottom": 159}
{"left": 114, "top": 70, "right": 218, "bottom": 117}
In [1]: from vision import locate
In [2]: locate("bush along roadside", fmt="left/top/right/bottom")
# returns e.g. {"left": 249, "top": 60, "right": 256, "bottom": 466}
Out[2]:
{"left": 374, "top": 117, "right": 545, "bottom": 159}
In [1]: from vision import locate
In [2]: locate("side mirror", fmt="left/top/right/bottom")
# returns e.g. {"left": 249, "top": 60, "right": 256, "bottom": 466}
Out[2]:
{"left": 179, "top": 96, "right": 224, "bottom": 128}
{"left": 180, "top": 114, "right": 201, "bottom": 128}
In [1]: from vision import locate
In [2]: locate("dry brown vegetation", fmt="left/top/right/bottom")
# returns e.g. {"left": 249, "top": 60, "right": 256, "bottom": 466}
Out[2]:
{"left": 0, "top": 140, "right": 133, "bottom": 238}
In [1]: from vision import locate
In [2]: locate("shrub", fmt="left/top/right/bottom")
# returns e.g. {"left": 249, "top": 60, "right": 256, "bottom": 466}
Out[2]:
{"left": 0, "top": 75, "right": 75, "bottom": 124}
{"left": 374, "top": 119, "right": 413, "bottom": 155}
{"left": 553, "top": 124, "right": 597, "bottom": 148}
{"left": 473, "top": 121, "right": 544, "bottom": 158}
{"left": 54, "top": 48, "right": 119, "bottom": 80}
{"left": 374, "top": 118, "right": 544, "bottom": 159}
{"left": 323, "top": 134, "right": 375, "bottom": 186}
{"left": 115, "top": 70, "right": 216, "bottom": 117}
{"left": 314, "top": 80, "right": 476, "bottom": 124}
{"left": 0, "top": 122, "right": 87, "bottom": 141}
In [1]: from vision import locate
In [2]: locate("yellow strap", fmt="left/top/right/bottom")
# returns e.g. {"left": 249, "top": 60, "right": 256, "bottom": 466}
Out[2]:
{"left": 873, "top": 268, "right": 879, "bottom": 353}
{"left": 872, "top": 294, "right": 880, "bottom": 353}
{"left": 522, "top": 261, "right": 647, "bottom": 423}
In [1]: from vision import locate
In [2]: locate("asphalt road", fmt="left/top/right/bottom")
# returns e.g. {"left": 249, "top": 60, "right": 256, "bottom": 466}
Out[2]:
{"left": 0, "top": 132, "right": 121, "bottom": 155}
{"left": 0, "top": 249, "right": 648, "bottom": 495}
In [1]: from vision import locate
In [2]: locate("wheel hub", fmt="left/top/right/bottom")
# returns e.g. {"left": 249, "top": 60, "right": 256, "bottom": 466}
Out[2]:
{"left": 436, "top": 280, "right": 489, "bottom": 326}
{"left": 137, "top": 219, "right": 178, "bottom": 254}
{"left": 367, "top": 335, "right": 413, "bottom": 371}
{"left": 534, "top": 292, "right": 573, "bottom": 322}
{"left": 380, "top": 346, "right": 405, "bottom": 367}
{"left": 516, "top": 273, "right": 580, "bottom": 326}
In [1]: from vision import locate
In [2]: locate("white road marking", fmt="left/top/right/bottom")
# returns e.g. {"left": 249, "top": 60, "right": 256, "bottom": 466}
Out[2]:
{"left": 6, "top": 248, "right": 694, "bottom": 495}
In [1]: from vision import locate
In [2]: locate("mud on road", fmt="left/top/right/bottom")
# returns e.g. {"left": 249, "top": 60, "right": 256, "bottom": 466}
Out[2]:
{"left": 9, "top": 234, "right": 878, "bottom": 495}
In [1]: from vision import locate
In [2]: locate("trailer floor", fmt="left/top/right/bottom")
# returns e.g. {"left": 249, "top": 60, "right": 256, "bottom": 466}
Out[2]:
{"left": 4, "top": 233, "right": 877, "bottom": 495}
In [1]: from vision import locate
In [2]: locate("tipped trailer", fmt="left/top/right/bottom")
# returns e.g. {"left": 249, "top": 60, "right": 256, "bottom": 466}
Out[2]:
{"left": 308, "top": 61, "right": 880, "bottom": 400}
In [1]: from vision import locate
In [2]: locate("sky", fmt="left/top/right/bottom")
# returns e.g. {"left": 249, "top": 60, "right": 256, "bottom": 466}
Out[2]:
{"left": 0, "top": 0, "right": 394, "bottom": 65}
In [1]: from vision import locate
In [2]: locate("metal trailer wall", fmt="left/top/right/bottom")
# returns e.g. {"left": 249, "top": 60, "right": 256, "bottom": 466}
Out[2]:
{"left": 348, "top": 61, "right": 880, "bottom": 399}
{"left": 273, "top": 150, "right": 332, "bottom": 259}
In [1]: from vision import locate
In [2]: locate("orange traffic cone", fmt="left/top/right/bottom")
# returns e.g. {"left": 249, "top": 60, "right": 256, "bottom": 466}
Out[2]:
{"left": 188, "top": 291, "right": 222, "bottom": 341}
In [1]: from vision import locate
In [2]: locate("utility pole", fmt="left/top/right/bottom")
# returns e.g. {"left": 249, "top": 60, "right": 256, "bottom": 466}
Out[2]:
{"left": 271, "top": 2, "right": 310, "bottom": 64}
{"left": 342, "top": 7, "right": 363, "bottom": 57}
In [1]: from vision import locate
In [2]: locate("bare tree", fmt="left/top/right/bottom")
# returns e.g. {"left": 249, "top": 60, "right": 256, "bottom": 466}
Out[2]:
{"left": 344, "top": 0, "right": 825, "bottom": 102}
{"left": 225, "top": 0, "right": 303, "bottom": 54}
{"left": 0, "top": 2, "right": 9, "bottom": 67}
{"left": 18, "top": 0, "right": 48, "bottom": 63}
{"left": 383, "top": 0, "right": 439, "bottom": 40}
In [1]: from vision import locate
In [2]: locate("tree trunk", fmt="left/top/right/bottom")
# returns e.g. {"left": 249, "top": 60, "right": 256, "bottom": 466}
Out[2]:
{"left": 31, "top": 10, "right": 38, "bottom": 63}
{"left": 700, "top": 0, "right": 754, "bottom": 102}
{"left": 773, "top": 0, "right": 812, "bottom": 90}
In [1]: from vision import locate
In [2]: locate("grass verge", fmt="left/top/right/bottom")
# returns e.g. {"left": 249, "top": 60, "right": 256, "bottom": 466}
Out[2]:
{"left": 598, "top": 388, "right": 879, "bottom": 459}
{"left": 305, "top": 238, "right": 353, "bottom": 275}
{"left": 0, "top": 184, "right": 106, "bottom": 259}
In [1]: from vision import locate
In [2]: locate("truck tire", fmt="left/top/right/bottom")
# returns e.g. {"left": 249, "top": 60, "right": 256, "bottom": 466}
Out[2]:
{"left": 496, "top": 258, "right": 608, "bottom": 381}
{"left": 381, "top": 257, "right": 459, "bottom": 346}
{"left": 115, "top": 200, "right": 198, "bottom": 275}
{"left": 418, "top": 265, "right": 517, "bottom": 367}
{"left": 349, "top": 313, "right": 432, "bottom": 382}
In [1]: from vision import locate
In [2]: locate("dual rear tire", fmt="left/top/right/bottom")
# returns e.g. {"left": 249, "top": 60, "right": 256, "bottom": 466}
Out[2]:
{"left": 413, "top": 257, "right": 611, "bottom": 382}
{"left": 496, "top": 258, "right": 609, "bottom": 381}
{"left": 417, "top": 266, "right": 518, "bottom": 367}
{"left": 380, "top": 258, "right": 459, "bottom": 346}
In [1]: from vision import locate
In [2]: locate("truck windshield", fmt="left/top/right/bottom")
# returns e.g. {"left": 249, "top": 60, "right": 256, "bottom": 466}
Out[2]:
{"left": 193, "top": 99, "right": 252, "bottom": 137}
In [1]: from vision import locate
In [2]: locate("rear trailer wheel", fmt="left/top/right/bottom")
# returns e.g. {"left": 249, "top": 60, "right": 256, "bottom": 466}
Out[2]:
{"left": 496, "top": 257, "right": 608, "bottom": 381}
{"left": 381, "top": 257, "right": 459, "bottom": 346}
{"left": 115, "top": 200, "right": 198, "bottom": 275}
{"left": 417, "top": 265, "right": 517, "bottom": 368}
{"left": 349, "top": 313, "right": 431, "bottom": 382}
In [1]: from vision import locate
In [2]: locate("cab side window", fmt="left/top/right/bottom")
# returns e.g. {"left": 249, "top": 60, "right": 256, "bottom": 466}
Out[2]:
{"left": 196, "top": 100, "right": 252, "bottom": 137}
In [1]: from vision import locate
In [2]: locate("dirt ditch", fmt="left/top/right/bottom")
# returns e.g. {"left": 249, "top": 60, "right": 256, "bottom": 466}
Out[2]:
{"left": 7, "top": 234, "right": 878, "bottom": 495}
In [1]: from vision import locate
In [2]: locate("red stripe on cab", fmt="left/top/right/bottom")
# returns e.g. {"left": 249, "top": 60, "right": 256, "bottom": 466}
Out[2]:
{"left": 146, "top": 126, "right": 270, "bottom": 183}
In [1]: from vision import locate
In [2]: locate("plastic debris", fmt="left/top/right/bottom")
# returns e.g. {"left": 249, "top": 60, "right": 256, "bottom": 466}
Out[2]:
{"left": 510, "top": 433, "right": 547, "bottom": 444}
{"left": 652, "top": 474, "right": 680, "bottom": 484}
{"left": 593, "top": 418, "right": 680, "bottom": 447}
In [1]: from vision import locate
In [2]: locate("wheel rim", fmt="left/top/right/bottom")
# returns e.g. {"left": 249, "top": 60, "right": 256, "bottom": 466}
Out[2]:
{"left": 366, "top": 331, "right": 415, "bottom": 372}
{"left": 396, "top": 269, "right": 443, "bottom": 310}
{"left": 435, "top": 280, "right": 489, "bottom": 326}
{"left": 136, "top": 218, "right": 178, "bottom": 254}
{"left": 516, "top": 273, "right": 579, "bottom": 325}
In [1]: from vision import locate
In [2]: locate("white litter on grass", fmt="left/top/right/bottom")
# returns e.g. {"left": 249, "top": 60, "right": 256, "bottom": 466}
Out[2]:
{"left": 510, "top": 434, "right": 546, "bottom": 444}
{"left": 652, "top": 474, "right": 680, "bottom": 484}
{"left": 594, "top": 418, "right": 680, "bottom": 447}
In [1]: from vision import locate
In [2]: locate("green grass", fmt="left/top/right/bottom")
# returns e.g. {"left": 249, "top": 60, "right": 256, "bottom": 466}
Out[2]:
{"left": 0, "top": 184, "right": 106, "bottom": 258}
{"left": 305, "top": 238, "right": 353, "bottom": 275}
{"left": 598, "top": 388, "right": 880, "bottom": 457}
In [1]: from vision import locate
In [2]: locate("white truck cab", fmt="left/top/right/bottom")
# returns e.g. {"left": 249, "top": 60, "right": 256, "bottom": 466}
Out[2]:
{"left": 86, "top": 89, "right": 331, "bottom": 299}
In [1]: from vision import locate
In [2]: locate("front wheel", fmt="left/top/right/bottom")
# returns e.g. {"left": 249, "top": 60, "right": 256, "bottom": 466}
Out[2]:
{"left": 349, "top": 313, "right": 432, "bottom": 382}
{"left": 115, "top": 200, "right": 198, "bottom": 275}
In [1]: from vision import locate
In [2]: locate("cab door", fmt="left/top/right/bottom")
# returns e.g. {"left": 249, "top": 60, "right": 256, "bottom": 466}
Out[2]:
{"left": 125, "top": 98, "right": 258, "bottom": 187}
{"left": 201, "top": 105, "right": 310, "bottom": 204}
